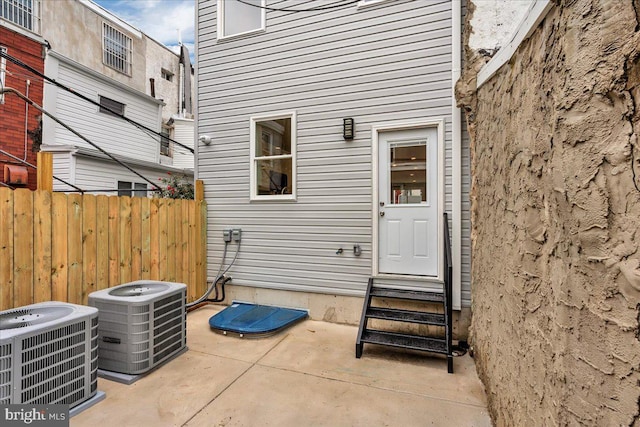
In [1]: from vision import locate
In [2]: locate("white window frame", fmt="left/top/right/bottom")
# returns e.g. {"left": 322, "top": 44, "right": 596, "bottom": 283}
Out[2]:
{"left": 0, "top": 0, "right": 40, "bottom": 34}
{"left": 0, "top": 46, "right": 6, "bottom": 104}
{"left": 250, "top": 111, "right": 297, "bottom": 201}
{"left": 102, "top": 22, "right": 132, "bottom": 75}
{"left": 217, "top": 0, "right": 266, "bottom": 41}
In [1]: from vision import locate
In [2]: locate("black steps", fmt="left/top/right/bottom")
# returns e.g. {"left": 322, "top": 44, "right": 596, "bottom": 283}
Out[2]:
{"left": 355, "top": 213, "right": 455, "bottom": 373}
{"left": 369, "top": 287, "right": 444, "bottom": 303}
{"left": 366, "top": 307, "right": 445, "bottom": 326}
{"left": 360, "top": 329, "right": 447, "bottom": 354}
{"left": 356, "top": 281, "right": 454, "bottom": 373}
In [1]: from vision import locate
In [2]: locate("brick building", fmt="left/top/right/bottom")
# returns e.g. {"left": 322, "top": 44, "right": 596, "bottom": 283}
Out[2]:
{"left": 0, "top": 21, "right": 45, "bottom": 190}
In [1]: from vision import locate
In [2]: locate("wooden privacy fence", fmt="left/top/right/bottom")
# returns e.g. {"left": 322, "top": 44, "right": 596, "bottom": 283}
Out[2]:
{"left": 0, "top": 187, "right": 207, "bottom": 310}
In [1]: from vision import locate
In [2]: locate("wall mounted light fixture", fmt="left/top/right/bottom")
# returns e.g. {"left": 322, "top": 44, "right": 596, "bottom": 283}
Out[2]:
{"left": 198, "top": 135, "right": 212, "bottom": 145}
{"left": 343, "top": 118, "right": 354, "bottom": 140}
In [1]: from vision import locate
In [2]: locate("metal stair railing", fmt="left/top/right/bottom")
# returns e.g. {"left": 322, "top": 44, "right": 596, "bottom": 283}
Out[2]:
{"left": 443, "top": 212, "right": 454, "bottom": 373}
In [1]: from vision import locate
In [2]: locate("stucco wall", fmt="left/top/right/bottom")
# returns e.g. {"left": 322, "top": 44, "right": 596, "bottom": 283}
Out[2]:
{"left": 145, "top": 38, "right": 180, "bottom": 122}
{"left": 458, "top": 1, "right": 640, "bottom": 425}
{"left": 40, "top": 0, "right": 147, "bottom": 93}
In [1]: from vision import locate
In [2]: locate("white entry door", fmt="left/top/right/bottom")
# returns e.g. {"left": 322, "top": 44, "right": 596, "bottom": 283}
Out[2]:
{"left": 377, "top": 127, "right": 439, "bottom": 276}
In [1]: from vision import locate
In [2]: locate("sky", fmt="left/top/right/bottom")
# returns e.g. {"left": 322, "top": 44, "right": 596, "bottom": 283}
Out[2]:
{"left": 93, "top": 0, "right": 195, "bottom": 61}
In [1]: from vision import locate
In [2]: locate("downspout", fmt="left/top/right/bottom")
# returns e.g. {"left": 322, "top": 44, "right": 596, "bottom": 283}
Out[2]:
{"left": 23, "top": 79, "right": 31, "bottom": 161}
{"left": 179, "top": 62, "right": 184, "bottom": 117}
{"left": 452, "top": 0, "right": 462, "bottom": 310}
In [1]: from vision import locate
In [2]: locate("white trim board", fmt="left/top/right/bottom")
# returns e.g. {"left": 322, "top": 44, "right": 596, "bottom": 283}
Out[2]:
{"left": 452, "top": 0, "right": 462, "bottom": 310}
{"left": 476, "top": 0, "right": 554, "bottom": 88}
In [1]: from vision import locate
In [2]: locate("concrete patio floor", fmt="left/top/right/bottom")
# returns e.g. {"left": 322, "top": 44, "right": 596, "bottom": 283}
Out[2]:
{"left": 71, "top": 305, "right": 491, "bottom": 427}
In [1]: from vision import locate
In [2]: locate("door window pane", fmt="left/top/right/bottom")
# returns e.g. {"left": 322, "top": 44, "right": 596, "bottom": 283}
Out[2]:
{"left": 389, "top": 142, "right": 427, "bottom": 204}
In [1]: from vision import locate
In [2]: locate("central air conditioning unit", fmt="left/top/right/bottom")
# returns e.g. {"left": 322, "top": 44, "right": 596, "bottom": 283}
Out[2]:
{"left": 88, "top": 281, "right": 187, "bottom": 375}
{"left": 0, "top": 302, "right": 99, "bottom": 407}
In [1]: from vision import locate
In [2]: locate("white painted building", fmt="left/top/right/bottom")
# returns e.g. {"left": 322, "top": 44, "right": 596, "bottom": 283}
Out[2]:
{"left": 196, "top": 0, "right": 471, "bottom": 325}
{"left": 38, "top": 0, "right": 194, "bottom": 194}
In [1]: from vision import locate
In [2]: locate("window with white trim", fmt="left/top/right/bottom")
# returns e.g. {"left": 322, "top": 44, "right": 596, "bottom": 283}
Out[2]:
{"left": 0, "top": 0, "right": 40, "bottom": 33}
{"left": 103, "top": 22, "right": 132, "bottom": 75}
{"left": 0, "top": 47, "right": 6, "bottom": 105}
{"left": 250, "top": 112, "right": 296, "bottom": 200}
{"left": 217, "top": 0, "right": 265, "bottom": 39}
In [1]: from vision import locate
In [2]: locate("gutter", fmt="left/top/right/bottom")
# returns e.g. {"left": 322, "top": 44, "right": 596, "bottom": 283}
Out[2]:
{"left": 40, "top": 144, "right": 194, "bottom": 175}
{"left": 452, "top": 0, "right": 462, "bottom": 310}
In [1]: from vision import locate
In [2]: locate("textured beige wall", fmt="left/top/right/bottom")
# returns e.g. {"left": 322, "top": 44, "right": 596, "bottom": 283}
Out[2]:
{"left": 145, "top": 38, "right": 180, "bottom": 121}
{"left": 458, "top": 1, "right": 640, "bottom": 425}
{"left": 41, "top": 0, "right": 147, "bottom": 92}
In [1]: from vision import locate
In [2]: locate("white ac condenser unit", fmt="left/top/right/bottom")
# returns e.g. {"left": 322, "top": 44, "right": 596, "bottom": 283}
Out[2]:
{"left": 88, "top": 281, "right": 187, "bottom": 375}
{"left": 0, "top": 302, "right": 99, "bottom": 407}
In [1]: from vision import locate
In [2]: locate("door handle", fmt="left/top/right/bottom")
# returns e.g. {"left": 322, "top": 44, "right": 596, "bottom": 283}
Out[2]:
{"left": 379, "top": 211, "right": 385, "bottom": 217}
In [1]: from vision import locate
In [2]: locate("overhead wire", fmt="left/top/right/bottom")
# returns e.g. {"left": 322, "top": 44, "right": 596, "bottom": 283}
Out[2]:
{"left": 1, "top": 87, "right": 161, "bottom": 191}
{"left": 0, "top": 50, "right": 194, "bottom": 154}
{"left": 236, "top": 0, "right": 360, "bottom": 12}
{"left": 0, "top": 181, "right": 16, "bottom": 189}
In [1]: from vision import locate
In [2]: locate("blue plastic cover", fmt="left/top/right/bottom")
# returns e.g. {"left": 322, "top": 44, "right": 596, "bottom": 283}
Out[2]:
{"left": 209, "top": 302, "right": 308, "bottom": 335}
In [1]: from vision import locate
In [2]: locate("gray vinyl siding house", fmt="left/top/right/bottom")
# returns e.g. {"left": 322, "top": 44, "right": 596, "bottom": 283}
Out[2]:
{"left": 196, "top": 0, "right": 471, "bottom": 322}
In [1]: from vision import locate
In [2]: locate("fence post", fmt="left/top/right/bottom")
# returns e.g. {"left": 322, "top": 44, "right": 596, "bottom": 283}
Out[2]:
{"left": 194, "top": 180, "right": 206, "bottom": 299}
{"left": 37, "top": 152, "right": 53, "bottom": 191}
{"left": 195, "top": 179, "right": 204, "bottom": 202}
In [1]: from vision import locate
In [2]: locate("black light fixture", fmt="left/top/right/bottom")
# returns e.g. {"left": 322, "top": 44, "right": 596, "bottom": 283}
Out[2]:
{"left": 343, "top": 118, "right": 354, "bottom": 140}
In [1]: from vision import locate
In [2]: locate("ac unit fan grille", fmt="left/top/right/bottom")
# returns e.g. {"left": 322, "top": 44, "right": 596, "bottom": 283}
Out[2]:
{"left": 23, "top": 330, "right": 86, "bottom": 364}
{"left": 153, "top": 341, "right": 182, "bottom": 365}
{"left": 90, "top": 317, "right": 98, "bottom": 394}
{"left": 0, "top": 343, "right": 11, "bottom": 404}
{"left": 154, "top": 318, "right": 183, "bottom": 348}
{"left": 152, "top": 293, "right": 185, "bottom": 364}
{"left": 23, "top": 322, "right": 86, "bottom": 350}
{"left": 22, "top": 355, "right": 85, "bottom": 390}
{"left": 23, "top": 344, "right": 85, "bottom": 376}
{"left": 154, "top": 294, "right": 182, "bottom": 317}
{"left": 19, "top": 319, "right": 92, "bottom": 406}
{"left": 133, "top": 305, "right": 150, "bottom": 314}
{"left": 28, "top": 377, "right": 86, "bottom": 405}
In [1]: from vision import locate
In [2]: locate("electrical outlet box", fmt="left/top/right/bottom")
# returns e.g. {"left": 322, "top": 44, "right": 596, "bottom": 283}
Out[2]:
{"left": 232, "top": 228, "right": 242, "bottom": 242}
{"left": 223, "top": 229, "right": 232, "bottom": 242}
